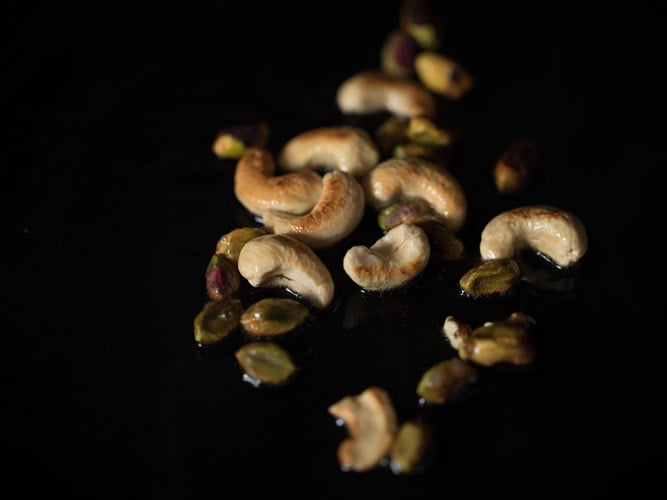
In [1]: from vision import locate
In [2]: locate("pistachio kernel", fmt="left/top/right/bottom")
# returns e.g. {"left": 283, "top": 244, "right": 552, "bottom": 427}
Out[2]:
{"left": 399, "top": 0, "right": 441, "bottom": 49}
{"left": 240, "top": 297, "right": 310, "bottom": 337}
{"left": 415, "top": 218, "right": 464, "bottom": 261}
{"left": 215, "top": 227, "right": 267, "bottom": 262}
{"left": 234, "top": 341, "right": 297, "bottom": 386}
{"left": 393, "top": 142, "right": 447, "bottom": 163}
{"left": 205, "top": 253, "right": 241, "bottom": 301}
{"left": 458, "top": 315, "right": 536, "bottom": 367}
{"left": 193, "top": 298, "right": 243, "bottom": 346}
{"left": 442, "top": 315, "right": 472, "bottom": 350}
{"left": 406, "top": 117, "right": 454, "bottom": 147}
{"left": 377, "top": 199, "right": 433, "bottom": 231}
{"left": 389, "top": 420, "right": 434, "bottom": 475}
{"left": 459, "top": 258, "right": 521, "bottom": 296}
{"left": 380, "top": 30, "right": 418, "bottom": 77}
{"left": 211, "top": 121, "right": 270, "bottom": 159}
{"left": 416, "top": 357, "right": 479, "bottom": 405}
{"left": 375, "top": 116, "right": 410, "bottom": 157}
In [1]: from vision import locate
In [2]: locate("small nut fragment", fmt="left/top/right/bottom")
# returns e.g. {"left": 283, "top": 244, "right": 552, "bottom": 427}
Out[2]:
{"left": 479, "top": 205, "right": 588, "bottom": 269}
{"left": 336, "top": 71, "right": 437, "bottom": 118}
{"left": 362, "top": 156, "right": 468, "bottom": 233}
{"left": 193, "top": 298, "right": 243, "bottom": 346}
{"left": 215, "top": 227, "right": 267, "bottom": 262}
{"left": 205, "top": 253, "right": 241, "bottom": 301}
{"left": 263, "top": 170, "right": 366, "bottom": 249}
{"left": 458, "top": 312, "right": 537, "bottom": 367}
{"left": 211, "top": 120, "right": 270, "bottom": 159}
{"left": 493, "top": 138, "right": 538, "bottom": 194}
{"left": 235, "top": 341, "right": 297, "bottom": 386}
{"left": 442, "top": 315, "right": 472, "bottom": 350}
{"left": 277, "top": 126, "right": 379, "bottom": 177}
{"left": 414, "top": 51, "right": 474, "bottom": 99}
{"left": 459, "top": 258, "right": 522, "bottom": 297}
{"left": 416, "top": 357, "right": 479, "bottom": 405}
{"left": 399, "top": 0, "right": 441, "bottom": 49}
{"left": 233, "top": 147, "right": 323, "bottom": 220}
{"left": 237, "top": 233, "right": 335, "bottom": 309}
{"left": 389, "top": 420, "right": 434, "bottom": 475}
{"left": 240, "top": 298, "right": 310, "bottom": 337}
{"left": 328, "top": 386, "right": 398, "bottom": 472}
{"left": 343, "top": 223, "right": 430, "bottom": 291}
{"left": 380, "top": 30, "right": 419, "bottom": 77}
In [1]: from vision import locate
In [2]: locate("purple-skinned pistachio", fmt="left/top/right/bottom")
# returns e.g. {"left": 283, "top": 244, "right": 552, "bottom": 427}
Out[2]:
{"left": 205, "top": 253, "right": 241, "bottom": 301}
{"left": 380, "top": 30, "right": 419, "bottom": 77}
{"left": 399, "top": 0, "right": 441, "bottom": 49}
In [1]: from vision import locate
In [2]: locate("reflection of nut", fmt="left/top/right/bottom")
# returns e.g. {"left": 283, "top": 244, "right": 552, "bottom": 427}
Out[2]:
{"left": 263, "top": 170, "right": 366, "bottom": 249}
{"left": 336, "top": 71, "right": 437, "bottom": 118}
{"left": 328, "top": 386, "right": 398, "bottom": 472}
{"left": 343, "top": 223, "right": 430, "bottom": 291}
{"left": 414, "top": 51, "right": 474, "bottom": 99}
{"left": 233, "top": 147, "right": 323, "bottom": 220}
{"left": 479, "top": 205, "right": 588, "bottom": 268}
{"left": 362, "top": 157, "right": 468, "bottom": 233}
{"left": 277, "top": 126, "right": 379, "bottom": 177}
{"left": 237, "top": 234, "right": 334, "bottom": 309}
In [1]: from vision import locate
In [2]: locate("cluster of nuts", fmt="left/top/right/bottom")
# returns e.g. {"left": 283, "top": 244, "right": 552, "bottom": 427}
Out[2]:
{"left": 199, "top": 0, "right": 589, "bottom": 476}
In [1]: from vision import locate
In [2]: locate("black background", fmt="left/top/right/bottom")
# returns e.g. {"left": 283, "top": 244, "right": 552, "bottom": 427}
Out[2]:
{"left": 3, "top": 1, "right": 666, "bottom": 498}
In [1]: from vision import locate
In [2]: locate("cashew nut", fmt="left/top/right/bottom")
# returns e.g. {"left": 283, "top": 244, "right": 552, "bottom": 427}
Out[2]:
{"left": 362, "top": 157, "right": 468, "bottom": 233}
{"left": 336, "top": 71, "right": 437, "bottom": 118}
{"left": 236, "top": 233, "right": 335, "bottom": 309}
{"left": 263, "top": 170, "right": 366, "bottom": 249}
{"left": 343, "top": 223, "right": 430, "bottom": 291}
{"left": 277, "top": 126, "right": 380, "bottom": 177}
{"left": 328, "top": 386, "right": 398, "bottom": 472}
{"left": 233, "top": 146, "right": 323, "bottom": 220}
{"left": 479, "top": 205, "right": 588, "bottom": 268}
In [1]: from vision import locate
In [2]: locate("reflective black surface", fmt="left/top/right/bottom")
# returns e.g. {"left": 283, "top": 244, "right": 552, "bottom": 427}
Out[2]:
{"left": 3, "top": 1, "right": 666, "bottom": 497}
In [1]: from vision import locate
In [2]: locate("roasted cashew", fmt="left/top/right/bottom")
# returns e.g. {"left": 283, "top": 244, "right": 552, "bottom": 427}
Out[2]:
{"left": 343, "top": 223, "right": 430, "bottom": 291}
{"left": 263, "top": 170, "right": 366, "bottom": 249}
{"left": 233, "top": 146, "right": 323, "bottom": 220}
{"left": 236, "top": 233, "right": 334, "bottom": 310}
{"left": 336, "top": 71, "right": 437, "bottom": 118}
{"left": 479, "top": 205, "right": 588, "bottom": 268}
{"left": 277, "top": 126, "right": 380, "bottom": 177}
{"left": 362, "top": 157, "right": 468, "bottom": 233}
{"left": 328, "top": 386, "right": 398, "bottom": 472}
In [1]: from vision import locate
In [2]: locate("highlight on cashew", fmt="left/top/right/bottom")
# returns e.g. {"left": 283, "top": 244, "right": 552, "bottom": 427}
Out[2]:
{"left": 277, "top": 126, "right": 380, "bottom": 177}
{"left": 233, "top": 146, "right": 323, "bottom": 221}
{"left": 479, "top": 205, "right": 588, "bottom": 269}
{"left": 263, "top": 170, "right": 366, "bottom": 249}
{"left": 343, "top": 223, "right": 430, "bottom": 291}
{"left": 236, "top": 233, "right": 335, "bottom": 309}
{"left": 328, "top": 386, "right": 398, "bottom": 472}
{"left": 362, "top": 156, "right": 468, "bottom": 233}
{"left": 336, "top": 71, "right": 437, "bottom": 118}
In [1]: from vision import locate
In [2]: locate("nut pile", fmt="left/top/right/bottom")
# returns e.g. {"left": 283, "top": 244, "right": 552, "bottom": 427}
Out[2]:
{"left": 197, "top": 0, "right": 588, "bottom": 476}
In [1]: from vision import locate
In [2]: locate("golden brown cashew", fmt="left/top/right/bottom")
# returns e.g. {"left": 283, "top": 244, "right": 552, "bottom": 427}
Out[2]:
{"left": 479, "top": 205, "right": 588, "bottom": 268}
{"left": 336, "top": 71, "right": 437, "bottom": 118}
{"left": 233, "top": 147, "right": 323, "bottom": 220}
{"left": 343, "top": 223, "right": 430, "bottom": 291}
{"left": 277, "top": 126, "right": 380, "bottom": 177}
{"left": 263, "top": 170, "right": 366, "bottom": 249}
{"left": 237, "top": 233, "right": 335, "bottom": 309}
{"left": 328, "top": 386, "right": 398, "bottom": 472}
{"left": 362, "top": 157, "right": 468, "bottom": 233}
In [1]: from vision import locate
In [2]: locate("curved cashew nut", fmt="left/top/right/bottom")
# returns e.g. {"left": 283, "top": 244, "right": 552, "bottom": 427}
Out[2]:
{"left": 343, "top": 223, "right": 430, "bottom": 291}
{"left": 479, "top": 205, "right": 588, "bottom": 268}
{"left": 233, "top": 146, "right": 323, "bottom": 220}
{"left": 362, "top": 157, "right": 468, "bottom": 233}
{"left": 328, "top": 386, "right": 398, "bottom": 472}
{"left": 277, "top": 126, "right": 380, "bottom": 177}
{"left": 263, "top": 170, "right": 366, "bottom": 249}
{"left": 336, "top": 71, "right": 437, "bottom": 118}
{"left": 237, "top": 233, "right": 334, "bottom": 309}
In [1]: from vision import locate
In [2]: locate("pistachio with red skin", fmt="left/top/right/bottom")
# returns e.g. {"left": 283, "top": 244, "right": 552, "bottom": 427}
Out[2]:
{"left": 380, "top": 30, "right": 419, "bottom": 77}
{"left": 212, "top": 121, "right": 270, "bottom": 159}
{"left": 193, "top": 298, "right": 244, "bottom": 346}
{"left": 459, "top": 257, "right": 522, "bottom": 296}
{"left": 493, "top": 138, "right": 538, "bottom": 194}
{"left": 205, "top": 253, "right": 241, "bottom": 301}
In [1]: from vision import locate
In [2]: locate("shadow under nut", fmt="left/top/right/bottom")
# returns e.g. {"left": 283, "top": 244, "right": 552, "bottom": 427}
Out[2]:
{"left": 362, "top": 157, "right": 468, "bottom": 233}
{"left": 479, "top": 205, "right": 588, "bottom": 268}
{"left": 263, "top": 170, "right": 366, "bottom": 249}
{"left": 233, "top": 146, "right": 323, "bottom": 219}
{"left": 343, "top": 223, "right": 430, "bottom": 291}
{"left": 277, "top": 126, "right": 380, "bottom": 177}
{"left": 237, "top": 233, "right": 335, "bottom": 309}
{"left": 336, "top": 71, "right": 437, "bottom": 118}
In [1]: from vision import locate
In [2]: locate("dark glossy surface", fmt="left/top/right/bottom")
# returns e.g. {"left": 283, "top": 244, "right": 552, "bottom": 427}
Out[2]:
{"left": 3, "top": 1, "right": 666, "bottom": 497}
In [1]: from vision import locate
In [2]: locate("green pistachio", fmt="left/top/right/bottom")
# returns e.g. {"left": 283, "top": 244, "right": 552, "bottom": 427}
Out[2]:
{"left": 389, "top": 420, "right": 434, "bottom": 474}
{"left": 416, "top": 357, "right": 479, "bottom": 405}
{"left": 459, "top": 258, "right": 521, "bottom": 296}
{"left": 380, "top": 30, "right": 418, "bottom": 77}
{"left": 240, "top": 298, "right": 310, "bottom": 337}
{"left": 415, "top": 218, "right": 464, "bottom": 261}
{"left": 406, "top": 117, "right": 454, "bottom": 147}
{"left": 458, "top": 315, "right": 536, "bottom": 367}
{"left": 377, "top": 199, "right": 433, "bottom": 231}
{"left": 211, "top": 121, "right": 270, "bottom": 159}
{"left": 205, "top": 253, "right": 241, "bottom": 301}
{"left": 235, "top": 341, "right": 297, "bottom": 386}
{"left": 193, "top": 298, "right": 243, "bottom": 346}
{"left": 215, "top": 227, "right": 267, "bottom": 262}
{"left": 376, "top": 116, "right": 410, "bottom": 157}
